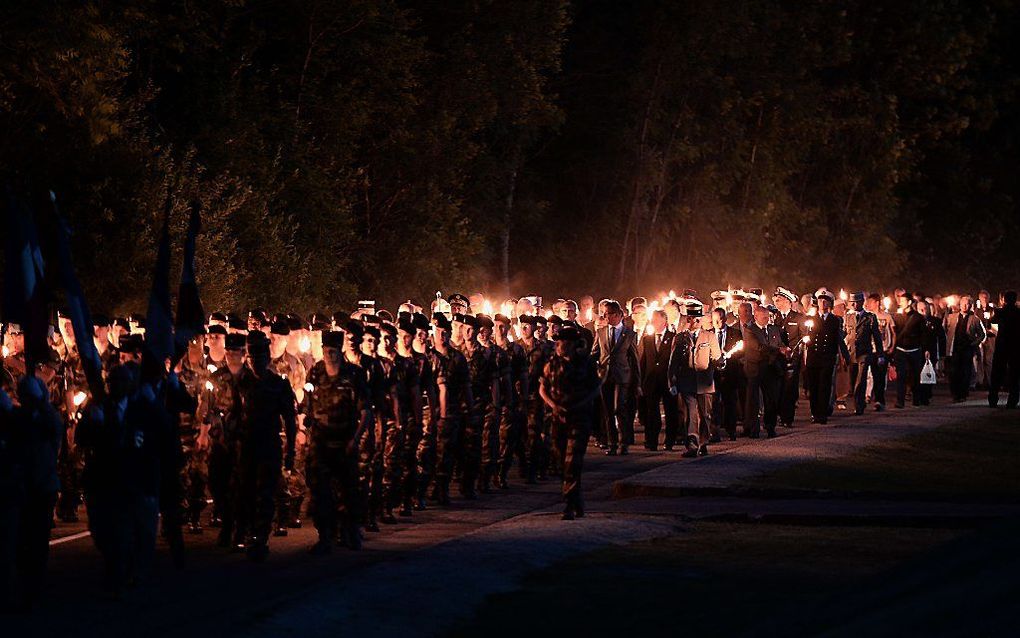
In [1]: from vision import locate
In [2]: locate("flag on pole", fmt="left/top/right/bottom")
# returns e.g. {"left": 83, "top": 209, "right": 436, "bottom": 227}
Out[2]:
{"left": 51, "top": 191, "right": 105, "bottom": 399}
{"left": 173, "top": 201, "right": 204, "bottom": 360}
{"left": 3, "top": 190, "right": 50, "bottom": 372}
{"left": 144, "top": 199, "right": 174, "bottom": 368}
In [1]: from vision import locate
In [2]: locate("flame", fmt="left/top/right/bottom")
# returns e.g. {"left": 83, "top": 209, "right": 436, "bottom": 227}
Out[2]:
{"left": 500, "top": 301, "right": 514, "bottom": 317}
{"left": 668, "top": 290, "right": 677, "bottom": 299}
{"left": 482, "top": 299, "right": 494, "bottom": 316}
{"left": 802, "top": 335, "right": 811, "bottom": 344}
{"left": 808, "top": 307, "right": 817, "bottom": 317}
{"left": 304, "top": 382, "right": 314, "bottom": 393}
{"left": 1, "top": 346, "right": 7, "bottom": 358}
{"left": 946, "top": 295, "right": 959, "bottom": 308}
{"left": 882, "top": 296, "right": 892, "bottom": 311}
{"left": 207, "top": 364, "right": 218, "bottom": 374}
{"left": 648, "top": 300, "right": 661, "bottom": 312}
{"left": 984, "top": 311, "right": 991, "bottom": 320}
{"left": 204, "top": 380, "right": 214, "bottom": 391}
{"left": 839, "top": 289, "right": 848, "bottom": 301}
{"left": 804, "top": 319, "right": 814, "bottom": 329}
{"left": 299, "top": 336, "right": 311, "bottom": 353}
{"left": 73, "top": 391, "right": 87, "bottom": 407}
{"left": 645, "top": 323, "right": 654, "bottom": 335}
{"left": 544, "top": 310, "right": 553, "bottom": 319}
{"left": 585, "top": 308, "right": 593, "bottom": 322}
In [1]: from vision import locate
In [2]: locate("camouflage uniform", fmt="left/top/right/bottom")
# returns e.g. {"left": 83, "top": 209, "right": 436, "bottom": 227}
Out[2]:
{"left": 458, "top": 341, "right": 494, "bottom": 497}
{"left": 56, "top": 348, "right": 87, "bottom": 522}
{"left": 379, "top": 352, "right": 419, "bottom": 515}
{"left": 427, "top": 346, "right": 469, "bottom": 504}
{"left": 522, "top": 338, "right": 551, "bottom": 482}
{"left": 305, "top": 360, "right": 369, "bottom": 549}
{"left": 542, "top": 351, "right": 599, "bottom": 516}
{"left": 207, "top": 365, "right": 250, "bottom": 544}
{"left": 177, "top": 359, "right": 210, "bottom": 530}
{"left": 355, "top": 354, "right": 386, "bottom": 528}
{"left": 412, "top": 350, "right": 437, "bottom": 506}
{"left": 485, "top": 342, "right": 511, "bottom": 490}
{"left": 269, "top": 352, "right": 305, "bottom": 532}
{"left": 498, "top": 339, "right": 529, "bottom": 485}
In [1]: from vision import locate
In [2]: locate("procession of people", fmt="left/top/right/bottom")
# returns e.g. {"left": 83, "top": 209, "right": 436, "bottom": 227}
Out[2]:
{"left": 1, "top": 281, "right": 1018, "bottom": 610}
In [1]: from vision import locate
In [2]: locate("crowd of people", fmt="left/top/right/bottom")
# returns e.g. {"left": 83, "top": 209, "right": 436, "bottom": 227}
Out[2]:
{"left": 1, "top": 284, "right": 1018, "bottom": 610}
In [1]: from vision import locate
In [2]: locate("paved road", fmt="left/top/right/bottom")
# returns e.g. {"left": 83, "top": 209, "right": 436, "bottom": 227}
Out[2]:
{"left": 7, "top": 389, "right": 1007, "bottom": 636}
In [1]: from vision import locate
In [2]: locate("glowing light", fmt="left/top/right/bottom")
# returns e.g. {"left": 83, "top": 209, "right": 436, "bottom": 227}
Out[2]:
{"left": 724, "top": 340, "right": 744, "bottom": 358}
{"left": 839, "top": 289, "right": 848, "bottom": 301}
{"left": 207, "top": 364, "right": 218, "bottom": 374}
{"left": 984, "top": 311, "right": 991, "bottom": 320}
{"left": 73, "top": 391, "right": 87, "bottom": 407}
{"left": 802, "top": 335, "right": 811, "bottom": 344}
{"left": 304, "top": 382, "right": 314, "bottom": 393}
{"left": 585, "top": 308, "right": 593, "bottom": 322}
{"left": 280, "top": 373, "right": 288, "bottom": 380}
{"left": 500, "top": 301, "right": 514, "bottom": 317}
{"left": 544, "top": 310, "right": 553, "bottom": 319}
{"left": 808, "top": 307, "right": 817, "bottom": 317}
{"left": 946, "top": 295, "right": 959, "bottom": 308}
{"left": 482, "top": 299, "right": 494, "bottom": 316}
{"left": 804, "top": 319, "right": 814, "bottom": 329}
{"left": 882, "top": 296, "right": 892, "bottom": 311}
{"left": 645, "top": 324, "right": 654, "bottom": 335}
{"left": 668, "top": 290, "right": 677, "bottom": 299}
{"left": 204, "top": 381, "right": 214, "bottom": 391}
{"left": 299, "top": 336, "right": 311, "bottom": 353}
{"left": 1, "top": 346, "right": 7, "bottom": 358}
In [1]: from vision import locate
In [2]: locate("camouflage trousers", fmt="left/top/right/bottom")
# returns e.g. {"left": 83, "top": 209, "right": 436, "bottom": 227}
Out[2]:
{"left": 372, "top": 415, "right": 405, "bottom": 513}
{"left": 402, "top": 413, "right": 424, "bottom": 506}
{"left": 275, "top": 442, "right": 307, "bottom": 528}
{"left": 57, "top": 444, "right": 85, "bottom": 521}
{"left": 431, "top": 412, "right": 464, "bottom": 500}
{"left": 457, "top": 396, "right": 488, "bottom": 495}
{"left": 415, "top": 407, "right": 439, "bottom": 500}
{"left": 497, "top": 401, "right": 525, "bottom": 484}
{"left": 181, "top": 446, "right": 209, "bottom": 523}
{"left": 357, "top": 422, "right": 376, "bottom": 522}
{"left": 480, "top": 398, "right": 502, "bottom": 488}
{"left": 525, "top": 397, "right": 548, "bottom": 480}
{"left": 555, "top": 414, "right": 592, "bottom": 513}
{"left": 305, "top": 439, "right": 360, "bottom": 544}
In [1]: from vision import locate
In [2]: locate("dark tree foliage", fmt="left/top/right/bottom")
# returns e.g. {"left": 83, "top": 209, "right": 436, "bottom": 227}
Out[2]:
{"left": 0, "top": 0, "right": 1015, "bottom": 314}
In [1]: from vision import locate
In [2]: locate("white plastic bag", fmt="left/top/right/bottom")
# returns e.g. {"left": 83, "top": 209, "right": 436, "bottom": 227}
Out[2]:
{"left": 920, "top": 359, "right": 937, "bottom": 385}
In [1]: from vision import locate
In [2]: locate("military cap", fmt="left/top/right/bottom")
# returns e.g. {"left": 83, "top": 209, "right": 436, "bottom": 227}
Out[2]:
{"left": 682, "top": 299, "right": 705, "bottom": 317}
{"left": 517, "top": 314, "right": 536, "bottom": 325}
{"left": 377, "top": 310, "right": 394, "bottom": 323}
{"left": 494, "top": 313, "right": 512, "bottom": 325}
{"left": 92, "top": 314, "right": 111, "bottom": 327}
{"left": 475, "top": 314, "right": 495, "bottom": 329}
{"left": 363, "top": 325, "right": 381, "bottom": 340}
{"left": 247, "top": 335, "right": 270, "bottom": 357}
{"left": 451, "top": 313, "right": 468, "bottom": 325}
{"left": 814, "top": 288, "right": 835, "bottom": 302}
{"left": 56, "top": 307, "right": 71, "bottom": 319}
{"left": 209, "top": 312, "right": 228, "bottom": 324}
{"left": 333, "top": 311, "right": 351, "bottom": 326}
{"left": 118, "top": 333, "right": 144, "bottom": 354}
{"left": 683, "top": 289, "right": 700, "bottom": 299}
{"left": 311, "top": 320, "right": 331, "bottom": 332}
{"left": 851, "top": 291, "right": 866, "bottom": 303}
{"left": 225, "top": 334, "right": 247, "bottom": 351}
{"left": 228, "top": 316, "right": 248, "bottom": 331}
{"left": 412, "top": 312, "right": 431, "bottom": 332}
{"left": 447, "top": 293, "right": 470, "bottom": 307}
{"left": 461, "top": 314, "right": 481, "bottom": 329}
{"left": 249, "top": 308, "right": 269, "bottom": 322}
{"left": 345, "top": 320, "right": 364, "bottom": 339}
{"left": 554, "top": 326, "right": 581, "bottom": 341}
{"left": 379, "top": 322, "right": 397, "bottom": 338}
{"left": 362, "top": 314, "right": 382, "bottom": 326}
{"left": 773, "top": 287, "right": 797, "bottom": 303}
{"left": 398, "top": 317, "right": 416, "bottom": 334}
{"left": 270, "top": 320, "right": 290, "bottom": 336}
{"left": 114, "top": 317, "right": 131, "bottom": 330}
{"left": 286, "top": 314, "right": 304, "bottom": 331}
{"left": 322, "top": 331, "right": 345, "bottom": 349}
{"left": 547, "top": 315, "right": 564, "bottom": 325}
{"left": 533, "top": 315, "right": 548, "bottom": 326}
{"left": 710, "top": 290, "right": 728, "bottom": 301}
{"left": 207, "top": 324, "right": 228, "bottom": 336}
{"left": 432, "top": 313, "right": 452, "bottom": 331}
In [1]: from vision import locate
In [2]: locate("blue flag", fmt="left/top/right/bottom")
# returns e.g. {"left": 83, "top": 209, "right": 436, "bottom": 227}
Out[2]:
{"left": 144, "top": 202, "right": 174, "bottom": 367}
{"left": 174, "top": 201, "right": 205, "bottom": 359}
{"left": 51, "top": 191, "right": 105, "bottom": 398}
{"left": 3, "top": 190, "right": 49, "bottom": 371}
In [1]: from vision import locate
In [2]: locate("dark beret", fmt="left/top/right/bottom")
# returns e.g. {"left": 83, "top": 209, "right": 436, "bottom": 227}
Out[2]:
{"left": 92, "top": 314, "right": 111, "bottom": 327}
{"left": 247, "top": 336, "right": 270, "bottom": 357}
{"left": 460, "top": 314, "right": 480, "bottom": 329}
{"left": 333, "top": 311, "right": 351, "bottom": 325}
{"left": 380, "top": 322, "right": 397, "bottom": 337}
{"left": 345, "top": 320, "right": 364, "bottom": 339}
{"left": 494, "top": 313, "right": 511, "bottom": 325}
{"left": 518, "top": 314, "right": 536, "bottom": 325}
{"left": 209, "top": 312, "right": 228, "bottom": 323}
{"left": 118, "top": 334, "right": 144, "bottom": 354}
{"left": 547, "top": 315, "right": 564, "bottom": 326}
{"left": 286, "top": 314, "right": 304, "bottom": 331}
{"left": 311, "top": 320, "right": 331, "bottom": 332}
{"left": 363, "top": 325, "right": 381, "bottom": 339}
{"left": 228, "top": 316, "right": 248, "bottom": 331}
{"left": 225, "top": 334, "right": 247, "bottom": 350}
{"left": 432, "top": 313, "right": 452, "bottom": 331}
{"left": 398, "top": 317, "right": 416, "bottom": 334}
{"left": 207, "top": 324, "right": 228, "bottom": 336}
{"left": 554, "top": 326, "right": 581, "bottom": 341}
{"left": 533, "top": 315, "right": 548, "bottom": 326}
{"left": 412, "top": 312, "right": 431, "bottom": 332}
{"left": 322, "top": 331, "right": 345, "bottom": 349}
{"left": 270, "top": 321, "right": 290, "bottom": 336}
{"left": 114, "top": 317, "right": 130, "bottom": 330}
{"left": 475, "top": 314, "right": 495, "bottom": 329}
{"left": 377, "top": 310, "right": 393, "bottom": 322}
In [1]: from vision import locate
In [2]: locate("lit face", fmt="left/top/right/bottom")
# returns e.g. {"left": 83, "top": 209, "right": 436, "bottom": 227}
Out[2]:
{"left": 960, "top": 297, "right": 972, "bottom": 313}
{"left": 916, "top": 301, "right": 930, "bottom": 317}
{"left": 896, "top": 294, "right": 911, "bottom": 310}
{"left": 818, "top": 298, "right": 834, "bottom": 314}
{"left": 978, "top": 292, "right": 990, "bottom": 306}
{"left": 664, "top": 304, "right": 680, "bottom": 326}
{"left": 516, "top": 299, "right": 534, "bottom": 317}
{"left": 554, "top": 338, "right": 572, "bottom": 358}
{"left": 94, "top": 326, "right": 111, "bottom": 345}
{"left": 631, "top": 306, "right": 647, "bottom": 327}
{"left": 754, "top": 307, "right": 769, "bottom": 327}
{"left": 650, "top": 311, "right": 667, "bottom": 333}
{"left": 606, "top": 308, "right": 624, "bottom": 327}
{"left": 478, "top": 325, "right": 492, "bottom": 343}
{"left": 398, "top": 328, "right": 415, "bottom": 351}
{"left": 269, "top": 333, "right": 288, "bottom": 358}
{"left": 59, "top": 318, "right": 76, "bottom": 347}
{"left": 323, "top": 346, "right": 343, "bottom": 368}
{"left": 495, "top": 322, "right": 510, "bottom": 341}
{"left": 560, "top": 302, "right": 578, "bottom": 322}
{"left": 774, "top": 296, "right": 791, "bottom": 314}
{"left": 415, "top": 328, "right": 428, "bottom": 348}
{"left": 361, "top": 334, "right": 378, "bottom": 356}
{"left": 699, "top": 315, "right": 713, "bottom": 331}
{"left": 864, "top": 298, "right": 878, "bottom": 313}
{"left": 434, "top": 326, "right": 450, "bottom": 347}
{"left": 519, "top": 322, "right": 534, "bottom": 339}
{"left": 225, "top": 349, "right": 245, "bottom": 372}
{"left": 381, "top": 332, "right": 396, "bottom": 354}
{"left": 450, "top": 302, "right": 468, "bottom": 316}
{"left": 712, "top": 309, "right": 726, "bottom": 330}
{"left": 737, "top": 304, "right": 752, "bottom": 325}
{"left": 187, "top": 339, "right": 204, "bottom": 366}
{"left": 206, "top": 332, "right": 226, "bottom": 354}
{"left": 462, "top": 325, "right": 478, "bottom": 344}
{"left": 849, "top": 299, "right": 863, "bottom": 312}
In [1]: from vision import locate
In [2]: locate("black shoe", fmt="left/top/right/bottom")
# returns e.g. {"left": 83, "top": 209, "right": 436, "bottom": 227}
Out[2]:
{"left": 729, "top": 433, "right": 737, "bottom": 442}
{"left": 698, "top": 445, "right": 709, "bottom": 457}
{"left": 188, "top": 522, "right": 203, "bottom": 535}
{"left": 287, "top": 518, "right": 302, "bottom": 529}
{"left": 562, "top": 509, "right": 575, "bottom": 521}
{"left": 605, "top": 447, "right": 617, "bottom": 456}
{"left": 209, "top": 516, "right": 223, "bottom": 528}
{"left": 309, "top": 540, "right": 332, "bottom": 556}
{"left": 766, "top": 429, "right": 776, "bottom": 439}
{"left": 709, "top": 435, "right": 722, "bottom": 444}
{"left": 664, "top": 444, "right": 674, "bottom": 451}
{"left": 874, "top": 403, "right": 885, "bottom": 412}
{"left": 273, "top": 526, "right": 288, "bottom": 537}
{"left": 681, "top": 448, "right": 699, "bottom": 458}
{"left": 380, "top": 511, "right": 398, "bottom": 525}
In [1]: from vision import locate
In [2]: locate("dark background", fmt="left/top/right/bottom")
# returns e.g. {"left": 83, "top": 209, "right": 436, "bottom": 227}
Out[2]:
{"left": 2, "top": 0, "right": 1018, "bottom": 314}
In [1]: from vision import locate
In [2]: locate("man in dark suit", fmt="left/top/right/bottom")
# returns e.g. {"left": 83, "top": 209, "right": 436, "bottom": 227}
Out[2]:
{"left": 804, "top": 288, "right": 851, "bottom": 423}
{"left": 711, "top": 307, "right": 742, "bottom": 441}
{"left": 772, "top": 287, "right": 805, "bottom": 427}
{"left": 591, "top": 300, "right": 640, "bottom": 455}
{"left": 741, "top": 304, "right": 783, "bottom": 438}
{"left": 989, "top": 290, "right": 1019, "bottom": 408}
{"left": 844, "top": 291, "right": 886, "bottom": 414}
{"left": 637, "top": 309, "right": 678, "bottom": 450}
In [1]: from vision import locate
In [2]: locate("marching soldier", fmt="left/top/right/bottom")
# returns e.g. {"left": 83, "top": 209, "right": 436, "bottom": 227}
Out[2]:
{"left": 305, "top": 330, "right": 370, "bottom": 553}
{"left": 207, "top": 334, "right": 251, "bottom": 546}
{"left": 455, "top": 314, "right": 493, "bottom": 498}
{"left": 772, "top": 287, "right": 805, "bottom": 427}
{"left": 475, "top": 314, "right": 503, "bottom": 492}
{"left": 376, "top": 322, "right": 413, "bottom": 523}
{"left": 494, "top": 313, "right": 528, "bottom": 488}
{"left": 518, "top": 315, "right": 550, "bottom": 482}
{"left": 539, "top": 327, "right": 600, "bottom": 520}
{"left": 427, "top": 314, "right": 470, "bottom": 505}
{"left": 410, "top": 312, "right": 437, "bottom": 510}
{"left": 176, "top": 334, "right": 212, "bottom": 533}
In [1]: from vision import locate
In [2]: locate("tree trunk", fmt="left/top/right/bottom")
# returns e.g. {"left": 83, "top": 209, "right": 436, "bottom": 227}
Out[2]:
{"left": 502, "top": 154, "right": 519, "bottom": 297}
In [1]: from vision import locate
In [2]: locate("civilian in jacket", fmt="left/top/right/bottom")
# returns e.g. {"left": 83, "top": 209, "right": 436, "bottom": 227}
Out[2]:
{"left": 804, "top": 289, "right": 851, "bottom": 424}
{"left": 741, "top": 305, "right": 783, "bottom": 437}
{"left": 943, "top": 296, "right": 988, "bottom": 402}
{"left": 711, "top": 307, "right": 743, "bottom": 441}
{"left": 590, "top": 300, "right": 640, "bottom": 455}
{"left": 892, "top": 294, "right": 927, "bottom": 408}
{"left": 844, "top": 292, "right": 885, "bottom": 415}
{"left": 989, "top": 290, "right": 1019, "bottom": 408}
{"left": 637, "top": 310, "right": 678, "bottom": 450}
{"left": 917, "top": 300, "right": 946, "bottom": 405}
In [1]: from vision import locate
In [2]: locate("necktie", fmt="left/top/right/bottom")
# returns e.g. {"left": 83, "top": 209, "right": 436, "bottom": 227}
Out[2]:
{"left": 655, "top": 333, "right": 661, "bottom": 350}
{"left": 718, "top": 329, "right": 724, "bottom": 349}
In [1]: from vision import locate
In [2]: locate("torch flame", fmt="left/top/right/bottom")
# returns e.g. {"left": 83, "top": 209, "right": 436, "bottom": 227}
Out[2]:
{"left": 839, "top": 289, "right": 848, "bottom": 301}
{"left": 204, "top": 381, "right": 214, "bottom": 392}
{"left": 585, "top": 308, "right": 593, "bottom": 322}
{"left": 299, "top": 336, "right": 312, "bottom": 353}
{"left": 73, "top": 391, "right": 87, "bottom": 407}
{"left": 1, "top": 346, "right": 7, "bottom": 358}
{"left": 303, "top": 382, "right": 314, "bottom": 393}
{"left": 482, "top": 299, "right": 494, "bottom": 316}
{"left": 724, "top": 340, "right": 744, "bottom": 359}
{"left": 207, "top": 364, "right": 218, "bottom": 374}
{"left": 882, "top": 296, "right": 892, "bottom": 311}
{"left": 645, "top": 323, "right": 654, "bottom": 335}
{"left": 804, "top": 319, "right": 814, "bottom": 329}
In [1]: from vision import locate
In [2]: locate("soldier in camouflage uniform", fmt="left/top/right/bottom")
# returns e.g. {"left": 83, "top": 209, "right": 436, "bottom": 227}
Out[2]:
{"left": 267, "top": 319, "right": 305, "bottom": 536}
{"left": 342, "top": 321, "right": 386, "bottom": 531}
{"left": 176, "top": 334, "right": 212, "bottom": 533}
{"left": 207, "top": 334, "right": 251, "bottom": 547}
{"left": 474, "top": 314, "right": 504, "bottom": 493}
{"left": 539, "top": 327, "right": 601, "bottom": 520}
{"left": 236, "top": 333, "right": 296, "bottom": 562}
{"left": 305, "top": 330, "right": 370, "bottom": 554}
{"left": 519, "top": 315, "right": 551, "bottom": 483}
{"left": 394, "top": 315, "right": 425, "bottom": 514}
{"left": 378, "top": 321, "right": 420, "bottom": 520}
{"left": 494, "top": 313, "right": 528, "bottom": 488}
{"left": 54, "top": 315, "right": 88, "bottom": 522}
{"left": 455, "top": 314, "right": 493, "bottom": 498}
{"left": 427, "top": 313, "right": 470, "bottom": 505}
{"left": 410, "top": 312, "right": 437, "bottom": 511}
